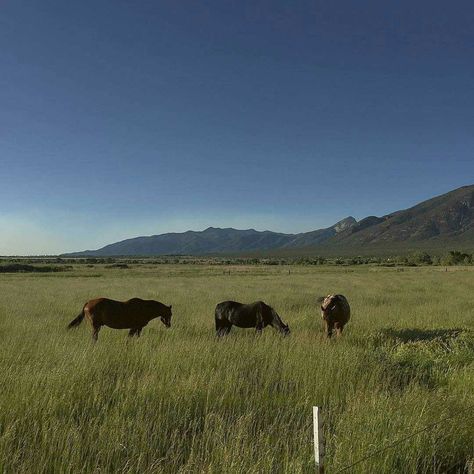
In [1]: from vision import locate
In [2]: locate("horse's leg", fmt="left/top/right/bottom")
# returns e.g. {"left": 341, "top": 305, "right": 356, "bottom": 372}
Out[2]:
{"left": 335, "top": 323, "right": 344, "bottom": 337}
{"left": 255, "top": 304, "right": 264, "bottom": 335}
{"left": 215, "top": 318, "right": 229, "bottom": 337}
{"left": 216, "top": 321, "right": 231, "bottom": 337}
{"left": 92, "top": 325, "right": 101, "bottom": 342}
{"left": 128, "top": 327, "right": 143, "bottom": 338}
{"left": 218, "top": 326, "right": 232, "bottom": 337}
{"left": 325, "top": 320, "right": 334, "bottom": 338}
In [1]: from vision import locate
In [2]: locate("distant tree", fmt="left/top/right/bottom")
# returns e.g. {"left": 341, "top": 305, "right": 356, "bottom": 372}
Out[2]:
{"left": 407, "top": 251, "right": 433, "bottom": 265}
{"left": 442, "top": 250, "right": 473, "bottom": 265}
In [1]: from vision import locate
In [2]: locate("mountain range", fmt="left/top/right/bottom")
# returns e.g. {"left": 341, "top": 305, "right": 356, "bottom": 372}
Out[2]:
{"left": 64, "top": 185, "right": 474, "bottom": 257}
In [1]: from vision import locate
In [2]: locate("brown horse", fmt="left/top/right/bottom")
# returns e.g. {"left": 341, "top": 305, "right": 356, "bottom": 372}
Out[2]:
{"left": 67, "top": 297, "right": 172, "bottom": 341}
{"left": 318, "top": 294, "right": 350, "bottom": 338}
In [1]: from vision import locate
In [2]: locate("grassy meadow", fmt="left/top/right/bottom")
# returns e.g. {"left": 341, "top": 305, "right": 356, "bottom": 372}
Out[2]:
{"left": 0, "top": 264, "right": 473, "bottom": 473}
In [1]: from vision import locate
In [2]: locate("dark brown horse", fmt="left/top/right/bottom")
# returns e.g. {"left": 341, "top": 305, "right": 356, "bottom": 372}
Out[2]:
{"left": 67, "top": 297, "right": 172, "bottom": 341}
{"left": 215, "top": 300, "right": 290, "bottom": 337}
{"left": 317, "top": 294, "right": 350, "bottom": 338}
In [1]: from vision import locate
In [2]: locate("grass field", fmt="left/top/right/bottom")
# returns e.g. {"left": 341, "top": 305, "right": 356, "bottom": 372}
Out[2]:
{"left": 0, "top": 264, "right": 473, "bottom": 473}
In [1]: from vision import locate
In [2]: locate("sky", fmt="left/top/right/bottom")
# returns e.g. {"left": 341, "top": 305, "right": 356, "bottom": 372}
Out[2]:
{"left": 1, "top": 0, "right": 473, "bottom": 255}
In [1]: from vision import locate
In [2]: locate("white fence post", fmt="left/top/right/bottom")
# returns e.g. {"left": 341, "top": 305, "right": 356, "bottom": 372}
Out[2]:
{"left": 313, "top": 406, "right": 325, "bottom": 473}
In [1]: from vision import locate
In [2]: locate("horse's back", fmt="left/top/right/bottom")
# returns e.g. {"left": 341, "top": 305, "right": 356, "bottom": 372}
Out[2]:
{"left": 334, "top": 295, "right": 350, "bottom": 321}
{"left": 322, "top": 294, "right": 350, "bottom": 324}
{"left": 126, "top": 297, "right": 146, "bottom": 305}
{"left": 86, "top": 297, "right": 148, "bottom": 311}
{"left": 215, "top": 301, "right": 239, "bottom": 319}
{"left": 84, "top": 297, "right": 153, "bottom": 329}
{"left": 215, "top": 300, "right": 264, "bottom": 328}
{"left": 84, "top": 297, "right": 116, "bottom": 312}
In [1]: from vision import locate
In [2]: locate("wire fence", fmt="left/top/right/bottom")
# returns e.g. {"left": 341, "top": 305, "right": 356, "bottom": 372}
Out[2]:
{"left": 331, "top": 405, "right": 474, "bottom": 473}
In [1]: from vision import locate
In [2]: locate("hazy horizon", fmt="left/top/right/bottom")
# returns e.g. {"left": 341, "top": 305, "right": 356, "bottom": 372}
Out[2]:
{"left": 1, "top": 1, "right": 473, "bottom": 254}
{"left": 2, "top": 184, "right": 473, "bottom": 256}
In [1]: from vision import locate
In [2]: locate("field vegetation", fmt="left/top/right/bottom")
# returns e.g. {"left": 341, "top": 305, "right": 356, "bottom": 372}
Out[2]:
{"left": 2, "top": 248, "right": 474, "bottom": 269}
{"left": 0, "top": 264, "right": 473, "bottom": 473}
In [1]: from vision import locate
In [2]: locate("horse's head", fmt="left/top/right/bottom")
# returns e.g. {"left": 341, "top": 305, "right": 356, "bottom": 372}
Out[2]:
{"left": 271, "top": 308, "right": 290, "bottom": 336}
{"left": 320, "top": 295, "right": 336, "bottom": 320}
{"left": 281, "top": 323, "right": 291, "bottom": 336}
{"left": 160, "top": 305, "right": 172, "bottom": 328}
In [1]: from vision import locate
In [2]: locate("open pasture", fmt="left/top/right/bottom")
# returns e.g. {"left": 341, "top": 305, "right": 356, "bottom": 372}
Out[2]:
{"left": 0, "top": 264, "right": 473, "bottom": 473}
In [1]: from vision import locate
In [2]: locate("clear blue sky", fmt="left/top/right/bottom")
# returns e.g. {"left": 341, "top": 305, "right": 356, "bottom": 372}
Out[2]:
{"left": 1, "top": 1, "right": 473, "bottom": 254}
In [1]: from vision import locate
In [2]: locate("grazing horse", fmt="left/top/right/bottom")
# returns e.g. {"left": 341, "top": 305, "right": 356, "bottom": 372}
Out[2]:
{"left": 318, "top": 294, "right": 350, "bottom": 338}
{"left": 67, "top": 298, "right": 172, "bottom": 342}
{"left": 215, "top": 300, "right": 290, "bottom": 337}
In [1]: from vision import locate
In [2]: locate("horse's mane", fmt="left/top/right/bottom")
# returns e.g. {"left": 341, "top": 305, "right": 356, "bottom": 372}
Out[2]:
{"left": 321, "top": 294, "right": 337, "bottom": 310}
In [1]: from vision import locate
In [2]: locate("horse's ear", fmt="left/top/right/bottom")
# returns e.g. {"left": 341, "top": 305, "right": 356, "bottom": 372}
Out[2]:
{"left": 169, "top": 305, "right": 172, "bottom": 309}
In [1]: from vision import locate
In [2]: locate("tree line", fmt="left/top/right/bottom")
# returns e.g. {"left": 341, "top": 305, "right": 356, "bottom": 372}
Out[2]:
{"left": 1, "top": 250, "right": 473, "bottom": 269}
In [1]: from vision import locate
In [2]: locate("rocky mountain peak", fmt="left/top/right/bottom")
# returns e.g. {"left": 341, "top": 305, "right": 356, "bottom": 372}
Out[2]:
{"left": 333, "top": 216, "right": 357, "bottom": 233}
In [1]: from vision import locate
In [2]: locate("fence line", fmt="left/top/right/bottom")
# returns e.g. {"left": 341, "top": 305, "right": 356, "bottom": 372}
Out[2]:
{"left": 331, "top": 405, "right": 474, "bottom": 473}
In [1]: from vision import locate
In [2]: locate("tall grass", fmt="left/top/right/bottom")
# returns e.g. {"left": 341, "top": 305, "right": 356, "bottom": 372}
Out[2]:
{"left": 0, "top": 265, "right": 473, "bottom": 473}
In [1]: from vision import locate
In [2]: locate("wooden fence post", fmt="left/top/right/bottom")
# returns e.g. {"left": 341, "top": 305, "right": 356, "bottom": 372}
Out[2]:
{"left": 313, "top": 406, "right": 325, "bottom": 473}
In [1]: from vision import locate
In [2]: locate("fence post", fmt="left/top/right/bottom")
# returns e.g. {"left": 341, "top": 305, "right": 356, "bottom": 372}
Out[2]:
{"left": 313, "top": 406, "right": 325, "bottom": 473}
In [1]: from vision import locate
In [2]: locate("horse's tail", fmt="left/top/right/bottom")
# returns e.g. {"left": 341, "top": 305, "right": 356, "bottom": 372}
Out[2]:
{"left": 67, "top": 305, "right": 86, "bottom": 329}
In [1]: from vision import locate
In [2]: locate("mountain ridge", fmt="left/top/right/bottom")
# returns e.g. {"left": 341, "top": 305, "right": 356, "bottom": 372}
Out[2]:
{"left": 63, "top": 185, "right": 474, "bottom": 257}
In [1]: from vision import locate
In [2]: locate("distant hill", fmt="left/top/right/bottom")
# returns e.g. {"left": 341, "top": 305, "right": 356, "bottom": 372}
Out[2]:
{"left": 63, "top": 185, "right": 474, "bottom": 257}
{"left": 313, "top": 184, "right": 474, "bottom": 255}
{"left": 63, "top": 217, "right": 357, "bottom": 257}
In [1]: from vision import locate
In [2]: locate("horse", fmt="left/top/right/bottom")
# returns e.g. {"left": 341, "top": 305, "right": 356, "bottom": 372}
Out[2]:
{"left": 67, "top": 297, "right": 172, "bottom": 342}
{"left": 317, "top": 294, "right": 350, "bottom": 338}
{"left": 214, "top": 300, "right": 290, "bottom": 337}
